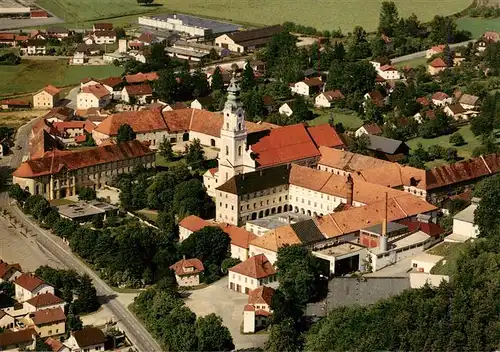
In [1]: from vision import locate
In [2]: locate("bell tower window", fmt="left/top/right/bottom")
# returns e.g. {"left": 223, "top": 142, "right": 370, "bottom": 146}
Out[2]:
{"left": 238, "top": 146, "right": 242, "bottom": 156}
{"left": 226, "top": 123, "right": 229, "bottom": 129}
{"left": 226, "top": 146, "right": 229, "bottom": 155}
{"left": 238, "top": 123, "right": 241, "bottom": 130}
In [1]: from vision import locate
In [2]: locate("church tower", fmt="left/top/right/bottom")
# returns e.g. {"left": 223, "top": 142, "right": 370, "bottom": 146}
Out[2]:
{"left": 217, "top": 75, "right": 254, "bottom": 185}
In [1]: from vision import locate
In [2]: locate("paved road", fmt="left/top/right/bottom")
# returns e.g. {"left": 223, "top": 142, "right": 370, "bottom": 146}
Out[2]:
{"left": 2, "top": 119, "right": 162, "bottom": 352}
{"left": 391, "top": 39, "right": 477, "bottom": 63}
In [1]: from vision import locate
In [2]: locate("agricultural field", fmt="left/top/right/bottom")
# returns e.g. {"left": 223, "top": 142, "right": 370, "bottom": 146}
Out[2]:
{"left": 0, "top": 60, "right": 124, "bottom": 97}
{"left": 35, "top": 0, "right": 472, "bottom": 32}
{"left": 457, "top": 17, "right": 500, "bottom": 38}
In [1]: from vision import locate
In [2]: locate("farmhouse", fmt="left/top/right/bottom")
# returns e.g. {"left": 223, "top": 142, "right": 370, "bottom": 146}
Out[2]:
{"left": 33, "top": 85, "right": 61, "bottom": 109}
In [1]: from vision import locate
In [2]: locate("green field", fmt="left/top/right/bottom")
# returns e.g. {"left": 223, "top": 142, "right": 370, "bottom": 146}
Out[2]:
{"left": 394, "top": 57, "right": 428, "bottom": 69}
{"left": 457, "top": 17, "right": 500, "bottom": 38}
{"left": 310, "top": 108, "right": 364, "bottom": 130}
{"left": 36, "top": 0, "right": 472, "bottom": 32}
{"left": 407, "top": 125, "right": 484, "bottom": 160}
{"left": 0, "top": 60, "right": 124, "bottom": 97}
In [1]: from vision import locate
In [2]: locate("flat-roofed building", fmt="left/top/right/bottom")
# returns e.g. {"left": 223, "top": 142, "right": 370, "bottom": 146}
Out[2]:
{"left": 56, "top": 200, "right": 118, "bottom": 223}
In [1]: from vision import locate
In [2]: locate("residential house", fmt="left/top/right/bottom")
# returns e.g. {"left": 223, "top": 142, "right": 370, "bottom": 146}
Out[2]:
{"left": 477, "top": 31, "right": 499, "bottom": 52}
{"left": 47, "top": 27, "right": 70, "bottom": 40}
{"left": 25, "top": 307, "right": 66, "bottom": 337}
{"left": 93, "top": 23, "right": 113, "bottom": 31}
{"left": 14, "top": 273, "right": 54, "bottom": 302}
{"left": 45, "top": 337, "right": 70, "bottom": 352}
{"left": 1, "top": 99, "right": 31, "bottom": 110}
{"left": 72, "top": 44, "right": 102, "bottom": 64}
{"left": 64, "top": 327, "right": 105, "bottom": 352}
{"left": 178, "top": 215, "right": 212, "bottom": 242}
{"left": 13, "top": 140, "right": 155, "bottom": 200}
{"left": 314, "top": 90, "right": 345, "bottom": 108}
{"left": 431, "top": 91, "right": 452, "bottom": 107}
{"left": 363, "top": 90, "right": 385, "bottom": 108}
{"left": 92, "top": 30, "right": 116, "bottom": 44}
{"left": 77, "top": 84, "right": 111, "bottom": 109}
{"left": 33, "top": 85, "right": 61, "bottom": 109}
{"left": 452, "top": 198, "right": 480, "bottom": 240}
{"left": 355, "top": 123, "right": 382, "bottom": 137}
{"left": 416, "top": 96, "right": 431, "bottom": 107}
{"left": 21, "top": 39, "right": 47, "bottom": 55}
{"left": 228, "top": 254, "right": 277, "bottom": 294}
{"left": 169, "top": 258, "right": 204, "bottom": 287}
{"left": 43, "top": 107, "right": 74, "bottom": 123}
{"left": 121, "top": 84, "right": 153, "bottom": 104}
{"left": 0, "top": 311, "right": 15, "bottom": 329}
{"left": 0, "top": 328, "right": 36, "bottom": 351}
{"left": 125, "top": 72, "right": 159, "bottom": 85}
{"left": 458, "top": 93, "right": 480, "bottom": 109}
{"left": 99, "top": 76, "right": 123, "bottom": 100}
{"left": 0, "top": 260, "right": 22, "bottom": 283}
{"left": 215, "top": 25, "right": 282, "bottom": 53}
{"left": 444, "top": 103, "right": 477, "bottom": 120}
{"left": 290, "top": 77, "right": 324, "bottom": 96}
{"left": 24, "top": 293, "right": 65, "bottom": 313}
{"left": 377, "top": 64, "right": 401, "bottom": 80}
{"left": 278, "top": 102, "right": 294, "bottom": 117}
{"left": 426, "top": 44, "right": 445, "bottom": 58}
{"left": 80, "top": 78, "right": 102, "bottom": 90}
{"left": 243, "top": 286, "right": 274, "bottom": 333}
{"left": 428, "top": 57, "right": 448, "bottom": 75}
{"left": 191, "top": 96, "right": 215, "bottom": 110}
{"left": 365, "top": 134, "right": 410, "bottom": 161}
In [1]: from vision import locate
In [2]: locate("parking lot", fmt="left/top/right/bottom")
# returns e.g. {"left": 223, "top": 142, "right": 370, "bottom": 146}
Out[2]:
{"left": 184, "top": 277, "right": 269, "bottom": 349}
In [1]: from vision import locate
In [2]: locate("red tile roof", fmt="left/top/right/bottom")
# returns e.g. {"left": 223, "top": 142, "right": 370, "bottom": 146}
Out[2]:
{"left": 125, "top": 72, "right": 159, "bottom": 84}
{"left": 45, "top": 337, "right": 64, "bottom": 352}
{"left": 14, "top": 273, "right": 47, "bottom": 292}
{"left": 250, "top": 123, "right": 321, "bottom": 168}
{"left": 42, "top": 85, "right": 61, "bottom": 96}
{"left": 30, "top": 10, "right": 48, "bottom": 18}
{"left": 229, "top": 254, "right": 276, "bottom": 279}
{"left": 25, "top": 293, "right": 64, "bottom": 308}
{"left": 124, "top": 83, "right": 153, "bottom": 96}
{"left": 416, "top": 96, "right": 431, "bottom": 106}
{"left": 169, "top": 258, "right": 204, "bottom": 276}
{"left": 321, "top": 90, "right": 345, "bottom": 101}
{"left": 0, "top": 328, "right": 36, "bottom": 348}
{"left": 429, "top": 57, "right": 448, "bottom": 68}
{"left": 0, "top": 260, "right": 21, "bottom": 279}
{"left": 0, "top": 33, "right": 14, "bottom": 40}
{"left": 81, "top": 84, "right": 109, "bottom": 99}
{"left": 53, "top": 121, "right": 86, "bottom": 131}
{"left": 432, "top": 91, "right": 450, "bottom": 101}
{"left": 13, "top": 140, "right": 153, "bottom": 178}
{"left": 179, "top": 215, "right": 210, "bottom": 232}
{"left": 95, "top": 108, "right": 167, "bottom": 135}
{"left": 1, "top": 98, "right": 30, "bottom": 106}
{"left": 138, "top": 33, "right": 154, "bottom": 43}
{"left": 430, "top": 44, "right": 446, "bottom": 53}
{"left": 31, "top": 307, "right": 66, "bottom": 325}
{"left": 94, "top": 23, "right": 113, "bottom": 30}
{"left": 100, "top": 76, "right": 122, "bottom": 88}
{"left": 248, "top": 286, "right": 275, "bottom": 305}
{"left": 218, "top": 223, "right": 257, "bottom": 249}
{"left": 72, "top": 327, "right": 105, "bottom": 348}
{"left": 380, "top": 64, "right": 397, "bottom": 71}
{"left": 361, "top": 123, "right": 382, "bottom": 135}
{"left": 307, "top": 123, "right": 344, "bottom": 149}
{"left": 399, "top": 219, "right": 445, "bottom": 237}
{"left": 301, "top": 77, "right": 323, "bottom": 87}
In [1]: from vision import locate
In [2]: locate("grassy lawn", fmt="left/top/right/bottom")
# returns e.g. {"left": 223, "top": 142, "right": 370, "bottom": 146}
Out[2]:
{"left": 428, "top": 241, "right": 471, "bottom": 276}
{"left": 155, "top": 153, "right": 186, "bottom": 168}
{"left": 309, "top": 108, "right": 364, "bottom": 130}
{"left": 406, "top": 125, "right": 483, "bottom": 160}
{"left": 36, "top": 0, "right": 471, "bottom": 32}
{"left": 457, "top": 17, "right": 500, "bottom": 39}
{"left": 394, "top": 57, "right": 428, "bottom": 69}
{"left": 49, "top": 198, "right": 76, "bottom": 206}
{"left": 0, "top": 60, "right": 124, "bottom": 97}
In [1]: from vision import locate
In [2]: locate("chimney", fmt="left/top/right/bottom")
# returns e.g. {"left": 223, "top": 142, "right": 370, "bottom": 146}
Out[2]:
{"left": 346, "top": 174, "right": 353, "bottom": 206}
{"left": 380, "top": 192, "right": 388, "bottom": 252}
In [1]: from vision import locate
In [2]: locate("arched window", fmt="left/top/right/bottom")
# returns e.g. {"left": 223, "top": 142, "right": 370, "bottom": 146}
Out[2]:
{"left": 226, "top": 146, "right": 229, "bottom": 155}
{"left": 238, "top": 146, "right": 242, "bottom": 156}
{"left": 238, "top": 123, "right": 242, "bottom": 130}
{"left": 226, "top": 123, "right": 229, "bottom": 129}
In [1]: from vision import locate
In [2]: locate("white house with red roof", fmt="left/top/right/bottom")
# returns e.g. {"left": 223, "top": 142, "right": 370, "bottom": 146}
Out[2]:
{"left": 431, "top": 91, "right": 452, "bottom": 107}
{"left": 121, "top": 84, "right": 153, "bottom": 104}
{"left": 426, "top": 44, "right": 446, "bottom": 58}
{"left": 33, "top": 85, "right": 61, "bottom": 109}
{"left": 169, "top": 257, "right": 204, "bottom": 286}
{"left": 290, "top": 77, "right": 324, "bottom": 96}
{"left": 77, "top": 84, "right": 111, "bottom": 109}
{"left": 0, "top": 260, "right": 22, "bottom": 283}
{"left": 243, "top": 286, "right": 275, "bottom": 333}
{"left": 24, "top": 292, "right": 66, "bottom": 313}
{"left": 14, "top": 273, "right": 54, "bottom": 302}
{"left": 228, "top": 254, "right": 276, "bottom": 294}
{"left": 314, "top": 90, "right": 345, "bottom": 108}
{"left": 428, "top": 57, "right": 448, "bottom": 76}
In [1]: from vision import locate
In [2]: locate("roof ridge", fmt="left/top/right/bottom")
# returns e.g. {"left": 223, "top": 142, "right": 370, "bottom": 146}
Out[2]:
{"left": 392, "top": 196, "right": 407, "bottom": 217}
{"left": 480, "top": 154, "right": 492, "bottom": 174}
{"left": 328, "top": 213, "right": 343, "bottom": 234}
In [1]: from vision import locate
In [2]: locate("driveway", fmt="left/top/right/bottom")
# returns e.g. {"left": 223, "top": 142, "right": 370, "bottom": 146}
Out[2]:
{"left": 184, "top": 277, "right": 269, "bottom": 349}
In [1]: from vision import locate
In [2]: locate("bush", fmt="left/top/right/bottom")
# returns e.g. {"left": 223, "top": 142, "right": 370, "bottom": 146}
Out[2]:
{"left": 449, "top": 132, "right": 465, "bottom": 146}
{"left": 428, "top": 144, "right": 446, "bottom": 159}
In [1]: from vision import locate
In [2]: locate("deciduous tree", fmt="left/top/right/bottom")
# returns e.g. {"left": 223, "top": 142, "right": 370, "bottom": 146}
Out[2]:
{"left": 116, "top": 124, "right": 136, "bottom": 143}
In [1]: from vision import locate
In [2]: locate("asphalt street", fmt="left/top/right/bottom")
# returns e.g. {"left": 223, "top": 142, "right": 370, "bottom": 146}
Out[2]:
{"left": 1, "top": 116, "right": 162, "bottom": 352}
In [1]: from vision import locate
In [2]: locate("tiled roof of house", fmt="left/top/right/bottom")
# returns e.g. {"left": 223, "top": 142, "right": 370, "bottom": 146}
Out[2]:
{"left": 447, "top": 103, "right": 467, "bottom": 115}
{"left": 72, "top": 327, "right": 105, "bottom": 348}
{"left": 125, "top": 72, "right": 159, "bottom": 84}
{"left": 43, "top": 106, "right": 74, "bottom": 121}
{"left": 318, "top": 146, "right": 390, "bottom": 170}
{"left": 248, "top": 286, "right": 275, "bottom": 306}
{"left": 25, "top": 293, "right": 64, "bottom": 308}
{"left": 95, "top": 108, "right": 167, "bottom": 135}
{"left": 399, "top": 219, "right": 445, "bottom": 237}
{"left": 429, "top": 57, "right": 448, "bottom": 68}
{"left": 53, "top": 121, "right": 86, "bottom": 132}
{"left": 1, "top": 98, "right": 30, "bottom": 106}
{"left": 366, "top": 134, "right": 407, "bottom": 155}
{"left": 81, "top": 84, "right": 109, "bottom": 99}
{"left": 229, "top": 254, "right": 276, "bottom": 279}
{"left": 218, "top": 223, "right": 257, "bottom": 249}
{"left": 31, "top": 307, "right": 66, "bottom": 325}
{"left": 13, "top": 140, "right": 153, "bottom": 179}
{"left": 94, "top": 23, "right": 113, "bottom": 30}
{"left": 0, "top": 33, "right": 14, "bottom": 40}
{"left": 124, "top": 83, "right": 152, "bottom": 96}
{"left": 430, "top": 44, "right": 446, "bottom": 52}
{"left": 458, "top": 93, "right": 479, "bottom": 106}
{"left": 41, "top": 85, "right": 60, "bottom": 96}
{"left": 322, "top": 90, "right": 345, "bottom": 101}
{"left": 0, "top": 328, "right": 36, "bottom": 348}
{"left": 45, "top": 337, "right": 64, "bottom": 352}
{"left": 315, "top": 194, "right": 437, "bottom": 238}
{"left": 100, "top": 76, "right": 123, "bottom": 88}
{"left": 0, "top": 260, "right": 21, "bottom": 279}
{"left": 93, "top": 30, "right": 116, "bottom": 38}
{"left": 301, "top": 77, "right": 323, "bottom": 87}
{"left": 179, "top": 215, "right": 210, "bottom": 232}
{"left": 216, "top": 164, "right": 290, "bottom": 195}
{"left": 360, "top": 123, "right": 382, "bottom": 135}
{"left": 169, "top": 258, "right": 204, "bottom": 276}
{"left": 14, "top": 273, "right": 47, "bottom": 292}
{"left": 138, "top": 32, "right": 154, "bottom": 43}
{"left": 380, "top": 64, "right": 397, "bottom": 71}
{"left": 249, "top": 123, "right": 321, "bottom": 168}
{"left": 306, "top": 123, "right": 344, "bottom": 149}
{"left": 416, "top": 96, "right": 431, "bottom": 106}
